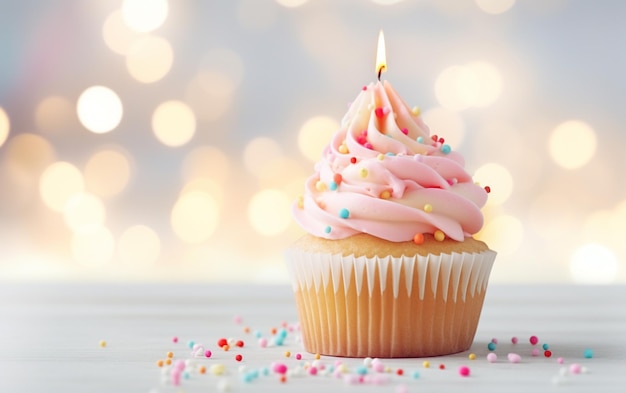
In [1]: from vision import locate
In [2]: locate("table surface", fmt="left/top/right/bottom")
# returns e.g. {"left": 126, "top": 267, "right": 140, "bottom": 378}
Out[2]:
{"left": 1, "top": 283, "right": 625, "bottom": 393}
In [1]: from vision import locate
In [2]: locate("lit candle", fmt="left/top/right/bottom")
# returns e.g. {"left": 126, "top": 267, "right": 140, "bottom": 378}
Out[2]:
{"left": 376, "top": 30, "right": 387, "bottom": 80}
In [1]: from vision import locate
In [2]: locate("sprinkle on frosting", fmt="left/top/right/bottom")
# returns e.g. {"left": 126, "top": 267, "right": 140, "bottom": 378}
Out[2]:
{"left": 423, "top": 204, "right": 433, "bottom": 213}
{"left": 434, "top": 230, "right": 445, "bottom": 241}
{"left": 411, "top": 106, "right": 421, "bottom": 116}
{"left": 339, "top": 208, "right": 350, "bottom": 219}
{"left": 380, "top": 190, "right": 391, "bottom": 199}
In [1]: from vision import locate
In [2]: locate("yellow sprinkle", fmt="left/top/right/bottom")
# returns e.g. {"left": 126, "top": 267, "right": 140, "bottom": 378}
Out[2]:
{"left": 423, "top": 203, "right": 433, "bottom": 213}
{"left": 210, "top": 364, "right": 225, "bottom": 375}
{"left": 380, "top": 190, "right": 391, "bottom": 199}
{"left": 434, "top": 230, "right": 445, "bottom": 241}
{"left": 385, "top": 366, "right": 392, "bottom": 373}
{"left": 284, "top": 351, "right": 291, "bottom": 358}
{"left": 423, "top": 361, "right": 430, "bottom": 368}
{"left": 469, "top": 353, "right": 476, "bottom": 360}
{"left": 377, "top": 153, "right": 385, "bottom": 161}
{"left": 297, "top": 195, "right": 304, "bottom": 209}
{"left": 338, "top": 143, "right": 349, "bottom": 154}
{"left": 315, "top": 181, "right": 327, "bottom": 192}
{"left": 359, "top": 168, "right": 368, "bottom": 178}
{"left": 411, "top": 106, "right": 421, "bottom": 116}
{"left": 314, "top": 353, "right": 321, "bottom": 360}
{"left": 339, "top": 364, "right": 349, "bottom": 373}
{"left": 99, "top": 340, "right": 106, "bottom": 348}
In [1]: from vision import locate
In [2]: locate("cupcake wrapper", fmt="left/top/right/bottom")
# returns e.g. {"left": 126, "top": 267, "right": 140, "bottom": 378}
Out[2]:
{"left": 285, "top": 249, "right": 496, "bottom": 358}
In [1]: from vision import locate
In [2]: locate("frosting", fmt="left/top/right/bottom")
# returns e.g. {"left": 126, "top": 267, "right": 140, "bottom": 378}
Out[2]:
{"left": 293, "top": 80, "right": 488, "bottom": 242}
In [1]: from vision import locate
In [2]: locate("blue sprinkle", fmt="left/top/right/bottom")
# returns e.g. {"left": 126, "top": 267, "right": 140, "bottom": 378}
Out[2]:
{"left": 385, "top": 152, "right": 395, "bottom": 156}
{"left": 183, "top": 371, "right": 190, "bottom": 379}
{"left": 254, "top": 330, "right": 262, "bottom": 338}
{"left": 324, "top": 225, "right": 331, "bottom": 234}
{"left": 487, "top": 342, "right": 497, "bottom": 351}
{"left": 187, "top": 340, "right": 195, "bottom": 349}
{"left": 339, "top": 208, "right": 350, "bottom": 219}
{"left": 542, "top": 343, "right": 550, "bottom": 350}
{"left": 329, "top": 181, "right": 338, "bottom": 191}
{"left": 278, "top": 328, "right": 288, "bottom": 339}
{"left": 355, "top": 365, "right": 368, "bottom": 375}
{"left": 274, "top": 337, "right": 284, "bottom": 346}
{"left": 327, "top": 365, "right": 334, "bottom": 373}
{"left": 417, "top": 136, "right": 424, "bottom": 143}
{"left": 583, "top": 349, "right": 594, "bottom": 358}
{"left": 261, "top": 367, "right": 270, "bottom": 376}
{"left": 412, "top": 370, "right": 420, "bottom": 379}
{"left": 441, "top": 144, "right": 452, "bottom": 154}
{"left": 242, "top": 374, "right": 254, "bottom": 383}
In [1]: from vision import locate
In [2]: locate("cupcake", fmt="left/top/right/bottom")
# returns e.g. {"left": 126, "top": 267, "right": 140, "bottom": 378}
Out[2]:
{"left": 286, "top": 80, "right": 496, "bottom": 358}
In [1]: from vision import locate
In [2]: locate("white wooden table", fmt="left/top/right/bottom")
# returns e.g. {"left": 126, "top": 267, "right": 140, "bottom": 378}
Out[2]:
{"left": 1, "top": 283, "right": 625, "bottom": 392}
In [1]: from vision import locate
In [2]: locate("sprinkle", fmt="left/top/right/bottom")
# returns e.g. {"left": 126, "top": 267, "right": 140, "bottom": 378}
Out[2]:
{"left": 422, "top": 361, "right": 430, "bottom": 368}
{"left": 359, "top": 168, "right": 368, "bottom": 178}
{"left": 484, "top": 186, "right": 491, "bottom": 193}
{"left": 338, "top": 143, "right": 349, "bottom": 154}
{"left": 198, "top": 365, "right": 206, "bottom": 374}
{"left": 380, "top": 190, "right": 391, "bottom": 199}
{"left": 396, "top": 368, "right": 404, "bottom": 376}
{"left": 165, "top": 358, "right": 172, "bottom": 365}
{"left": 309, "top": 366, "right": 318, "bottom": 376}
{"left": 205, "top": 350, "right": 212, "bottom": 358}
{"left": 557, "top": 357, "right": 564, "bottom": 364}
{"left": 222, "top": 344, "right": 230, "bottom": 351}
{"left": 364, "top": 143, "right": 373, "bottom": 149}
{"left": 339, "top": 208, "right": 350, "bottom": 219}
{"left": 156, "top": 359, "right": 164, "bottom": 367}
{"left": 416, "top": 136, "right": 424, "bottom": 143}
{"left": 284, "top": 351, "right": 291, "bottom": 358}
{"left": 487, "top": 353, "right": 497, "bottom": 363}
{"left": 508, "top": 353, "right": 522, "bottom": 363}
{"left": 350, "top": 157, "right": 357, "bottom": 164}
{"left": 423, "top": 203, "right": 433, "bottom": 213}
{"left": 243, "top": 327, "right": 250, "bottom": 333}
{"left": 434, "top": 230, "right": 445, "bottom": 241}
{"left": 172, "top": 336, "right": 178, "bottom": 343}
{"left": 468, "top": 353, "right": 476, "bottom": 360}
{"left": 258, "top": 338, "right": 267, "bottom": 348}
{"left": 411, "top": 106, "right": 421, "bottom": 116}
{"left": 333, "top": 173, "right": 342, "bottom": 185}
{"left": 217, "top": 338, "right": 228, "bottom": 347}
{"left": 355, "top": 365, "right": 368, "bottom": 375}
{"left": 273, "top": 363, "right": 288, "bottom": 374}
{"left": 544, "top": 350, "right": 552, "bottom": 358}
{"left": 363, "top": 357, "right": 373, "bottom": 367}
{"left": 373, "top": 361, "right": 385, "bottom": 373}
{"left": 458, "top": 366, "right": 470, "bottom": 377}
{"left": 529, "top": 335, "right": 539, "bottom": 345}
{"left": 315, "top": 181, "right": 326, "bottom": 192}
{"left": 375, "top": 107, "right": 385, "bottom": 118}
{"left": 362, "top": 86, "right": 367, "bottom": 91}
{"left": 491, "top": 338, "right": 498, "bottom": 344}
{"left": 413, "top": 233, "right": 424, "bottom": 245}
{"left": 236, "top": 340, "right": 244, "bottom": 347}
{"left": 377, "top": 153, "right": 385, "bottom": 161}
{"left": 210, "top": 364, "right": 225, "bottom": 375}
{"left": 401, "top": 128, "right": 408, "bottom": 135}
{"left": 279, "top": 375, "right": 287, "bottom": 383}
{"left": 167, "top": 351, "right": 174, "bottom": 358}
{"left": 511, "top": 336, "right": 518, "bottom": 344}
{"left": 385, "top": 152, "right": 395, "bottom": 156}
{"left": 439, "top": 364, "right": 445, "bottom": 370}
{"left": 531, "top": 348, "right": 540, "bottom": 356}
{"left": 295, "top": 353, "right": 302, "bottom": 360}
{"left": 431, "top": 135, "right": 438, "bottom": 142}
{"left": 441, "top": 144, "right": 451, "bottom": 154}
{"left": 583, "top": 349, "right": 594, "bottom": 358}
{"left": 324, "top": 225, "right": 331, "bottom": 234}
{"left": 329, "top": 181, "right": 338, "bottom": 191}
{"left": 570, "top": 363, "right": 582, "bottom": 374}
{"left": 235, "top": 354, "right": 243, "bottom": 362}
{"left": 314, "top": 353, "right": 321, "bottom": 360}
{"left": 542, "top": 343, "right": 550, "bottom": 350}
{"left": 297, "top": 196, "right": 304, "bottom": 209}
{"left": 99, "top": 340, "right": 106, "bottom": 348}
{"left": 438, "top": 137, "right": 445, "bottom": 144}
{"left": 187, "top": 340, "right": 195, "bottom": 349}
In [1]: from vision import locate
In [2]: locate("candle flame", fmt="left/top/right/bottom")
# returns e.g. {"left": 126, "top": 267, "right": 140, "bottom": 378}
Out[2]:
{"left": 376, "top": 30, "right": 386, "bottom": 79}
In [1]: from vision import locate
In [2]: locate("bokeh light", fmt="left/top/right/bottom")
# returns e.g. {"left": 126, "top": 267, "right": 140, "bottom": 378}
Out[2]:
{"left": 479, "top": 215, "right": 523, "bottom": 256}
{"left": 102, "top": 9, "right": 142, "bottom": 55}
{"left": 298, "top": 116, "right": 339, "bottom": 162}
{"left": 185, "top": 70, "right": 235, "bottom": 122}
{"left": 473, "top": 163, "right": 513, "bottom": 206}
{"left": 118, "top": 225, "right": 161, "bottom": 266}
{"left": 180, "top": 178, "right": 224, "bottom": 206}
{"left": 126, "top": 35, "right": 174, "bottom": 83}
{"left": 3, "top": 133, "right": 55, "bottom": 182}
{"left": 84, "top": 148, "right": 132, "bottom": 198}
{"left": 435, "top": 62, "right": 502, "bottom": 110}
{"left": 77, "top": 86, "right": 123, "bottom": 134}
{"left": 181, "top": 146, "right": 230, "bottom": 185}
{"left": 152, "top": 100, "right": 196, "bottom": 147}
{"left": 63, "top": 192, "right": 106, "bottom": 233}
{"left": 171, "top": 191, "right": 220, "bottom": 244}
{"left": 243, "top": 137, "right": 282, "bottom": 176}
{"left": 39, "top": 162, "right": 85, "bottom": 212}
{"left": 35, "top": 96, "right": 75, "bottom": 134}
{"left": 0, "top": 107, "right": 9, "bottom": 147}
{"left": 548, "top": 120, "right": 597, "bottom": 169}
{"left": 570, "top": 244, "right": 618, "bottom": 284}
{"left": 121, "top": 0, "right": 169, "bottom": 33}
{"left": 248, "top": 189, "right": 292, "bottom": 236}
{"left": 475, "top": 0, "right": 516, "bottom": 15}
{"left": 71, "top": 226, "right": 115, "bottom": 267}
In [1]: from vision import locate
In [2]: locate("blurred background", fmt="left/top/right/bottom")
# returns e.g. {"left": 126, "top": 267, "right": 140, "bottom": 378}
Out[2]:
{"left": 0, "top": 0, "right": 624, "bottom": 284}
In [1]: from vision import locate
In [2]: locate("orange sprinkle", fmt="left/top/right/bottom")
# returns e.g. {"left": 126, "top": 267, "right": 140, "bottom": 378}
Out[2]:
{"left": 314, "top": 353, "right": 321, "bottom": 360}
{"left": 199, "top": 365, "right": 206, "bottom": 374}
{"left": 156, "top": 359, "right": 164, "bottom": 367}
{"left": 165, "top": 358, "right": 172, "bottom": 366}
{"left": 166, "top": 351, "right": 174, "bottom": 358}
{"left": 243, "top": 326, "right": 250, "bottom": 334}
{"left": 280, "top": 375, "right": 287, "bottom": 383}
{"left": 413, "top": 233, "right": 424, "bottom": 245}
{"left": 222, "top": 344, "right": 230, "bottom": 351}
{"left": 271, "top": 327, "right": 278, "bottom": 335}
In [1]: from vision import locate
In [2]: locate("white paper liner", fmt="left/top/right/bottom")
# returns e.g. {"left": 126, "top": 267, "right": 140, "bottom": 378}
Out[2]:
{"left": 285, "top": 249, "right": 496, "bottom": 302}
{"left": 285, "top": 248, "right": 496, "bottom": 357}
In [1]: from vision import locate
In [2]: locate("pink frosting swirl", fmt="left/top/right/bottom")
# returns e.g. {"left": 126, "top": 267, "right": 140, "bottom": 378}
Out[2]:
{"left": 293, "top": 81, "right": 488, "bottom": 242}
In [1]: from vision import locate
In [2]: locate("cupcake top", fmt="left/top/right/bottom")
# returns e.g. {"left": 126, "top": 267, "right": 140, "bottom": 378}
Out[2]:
{"left": 293, "top": 80, "right": 488, "bottom": 243}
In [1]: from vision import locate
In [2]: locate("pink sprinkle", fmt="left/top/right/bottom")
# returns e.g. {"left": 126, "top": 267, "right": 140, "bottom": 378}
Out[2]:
{"left": 529, "top": 335, "right": 539, "bottom": 345}
{"left": 356, "top": 136, "right": 367, "bottom": 145}
{"left": 273, "top": 363, "right": 288, "bottom": 374}
{"left": 508, "top": 353, "right": 521, "bottom": 363}
{"left": 458, "top": 365, "right": 471, "bottom": 377}
{"left": 557, "top": 357, "right": 564, "bottom": 364}
{"left": 204, "top": 350, "right": 212, "bottom": 358}
{"left": 487, "top": 353, "right": 497, "bottom": 363}
{"left": 511, "top": 336, "right": 518, "bottom": 344}
{"left": 172, "top": 336, "right": 178, "bottom": 343}
{"left": 373, "top": 361, "right": 385, "bottom": 373}
{"left": 531, "top": 348, "right": 540, "bottom": 356}
{"left": 258, "top": 338, "right": 268, "bottom": 348}
{"left": 174, "top": 359, "right": 186, "bottom": 371}
{"left": 233, "top": 315, "right": 242, "bottom": 324}
{"left": 364, "top": 143, "right": 373, "bottom": 149}
{"left": 309, "top": 366, "right": 318, "bottom": 376}
{"left": 491, "top": 338, "right": 498, "bottom": 344}
{"left": 382, "top": 107, "right": 390, "bottom": 115}
{"left": 375, "top": 108, "right": 385, "bottom": 118}
{"left": 295, "top": 353, "right": 302, "bottom": 360}
{"left": 570, "top": 363, "right": 582, "bottom": 374}
{"left": 362, "top": 86, "right": 367, "bottom": 91}
{"left": 401, "top": 128, "right": 408, "bottom": 135}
